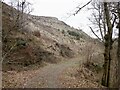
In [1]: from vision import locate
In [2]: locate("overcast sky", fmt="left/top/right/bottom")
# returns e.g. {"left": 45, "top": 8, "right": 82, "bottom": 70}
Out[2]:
{"left": 30, "top": 0, "right": 93, "bottom": 36}
{"left": 4, "top": 0, "right": 95, "bottom": 37}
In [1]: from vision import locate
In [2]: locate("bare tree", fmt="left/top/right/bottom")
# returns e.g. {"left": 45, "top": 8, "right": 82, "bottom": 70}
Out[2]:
{"left": 69, "top": 0, "right": 114, "bottom": 87}
{"left": 70, "top": 0, "right": 114, "bottom": 87}
{"left": 88, "top": 0, "right": 120, "bottom": 87}
{"left": 10, "top": 0, "right": 32, "bottom": 30}
{"left": 2, "top": 0, "right": 32, "bottom": 61}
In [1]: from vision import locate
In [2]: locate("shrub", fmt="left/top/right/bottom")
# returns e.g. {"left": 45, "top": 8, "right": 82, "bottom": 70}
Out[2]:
{"left": 58, "top": 29, "right": 60, "bottom": 31}
{"left": 62, "top": 29, "right": 65, "bottom": 34}
{"left": 56, "top": 44, "right": 74, "bottom": 58}
{"left": 33, "top": 31, "right": 41, "bottom": 37}
{"left": 67, "top": 30, "right": 81, "bottom": 40}
{"left": 76, "top": 36, "right": 80, "bottom": 40}
{"left": 16, "top": 38, "right": 27, "bottom": 47}
{"left": 84, "top": 62, "right": 102, "bottom": 73}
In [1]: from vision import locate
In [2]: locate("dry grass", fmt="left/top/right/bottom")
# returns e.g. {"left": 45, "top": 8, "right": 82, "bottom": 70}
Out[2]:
{"left": 60, "top": 65, "right": 104, "bottom": 88}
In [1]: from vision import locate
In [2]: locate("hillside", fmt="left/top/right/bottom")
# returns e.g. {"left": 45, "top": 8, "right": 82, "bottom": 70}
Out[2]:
{"left": 2, "top": 2, "right": 96, "bottom": 69}
{"left": 2, "top": 2, "right": 104, "bottom": 88}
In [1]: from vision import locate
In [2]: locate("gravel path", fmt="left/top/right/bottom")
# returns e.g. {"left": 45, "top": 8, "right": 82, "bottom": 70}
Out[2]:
{"left": 22, "top": 56, "right": 85, "bottom": 88}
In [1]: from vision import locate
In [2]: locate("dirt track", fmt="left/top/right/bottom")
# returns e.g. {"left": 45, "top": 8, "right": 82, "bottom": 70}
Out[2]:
{"left": 22, "top": 56, "right": 85, "bottom": 88}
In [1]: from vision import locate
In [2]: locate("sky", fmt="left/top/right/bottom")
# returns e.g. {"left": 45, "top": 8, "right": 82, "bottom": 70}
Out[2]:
{"left": 4, "top": 0, "right": 95, "bottom": 37}
{"left": 30, "top": 0, "right": 93, "bottom": 36}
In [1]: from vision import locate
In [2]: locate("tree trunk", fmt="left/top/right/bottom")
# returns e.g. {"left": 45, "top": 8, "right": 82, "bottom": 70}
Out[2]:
{"left": 117, "top": 2, "right": 120, "bottom": 88}
{"left": 117, "top": 20, "right": 120, "bottom": 88}
{"left": 102, "top": 2, "right": 113, "bottom": 87}
{"left": 102, "top": 34, "right": 109, "bottom": 86}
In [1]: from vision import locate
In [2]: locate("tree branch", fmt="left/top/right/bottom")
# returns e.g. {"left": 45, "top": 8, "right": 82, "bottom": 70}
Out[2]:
{"left": 112, "top": 13, "right": 117, "bottom": 28}
{"left": 89, "top": 26, "right": 102, "bottom": 41}
{"left": 73, "top": 0, "right": 92, "bottom": 16}
{"left": 2, "top": 42, "right": 17, "bottom": 61}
